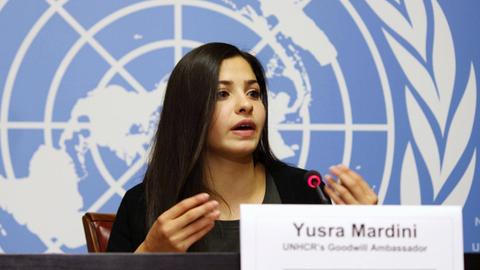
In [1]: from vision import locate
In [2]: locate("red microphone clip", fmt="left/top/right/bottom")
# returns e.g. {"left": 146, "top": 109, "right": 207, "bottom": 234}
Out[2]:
{"left": 304, "top": 170, "right": 331, "bottom": 204}
{"left": 307, "top": 174, "right": 322, "bottom": 189}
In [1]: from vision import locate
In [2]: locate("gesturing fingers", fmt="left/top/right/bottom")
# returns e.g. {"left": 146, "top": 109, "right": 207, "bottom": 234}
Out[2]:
{"left": 324, "top": 174, "right": 358, "bottom": 204}
{"left": 329, "top": 165, "right": 368, "bottom": 200}
{"left": 167, "top": 210, "right": 220, "bottom": 249}
{"left": 181, "top": 221, "right": 216, "bottom": 250}
{"left": 323, "top": 175, "right": 346, "bottom": 205}
{"left": 329, "top": 165, "right": 365, "bottom": 201}
{"left": 174, "top": 200, "right": 219, "bottom": 229}
{"left": 161, "top": 193, "right": 211, "bottom": 220}
{"left": 326, "top": 164, "right": 378, "bottom": 205}
{"left": 141, "top": 193, "right": 220, "bottom": 252}
{"left": 158, "top": 199, "right": 219, "bottom": 238}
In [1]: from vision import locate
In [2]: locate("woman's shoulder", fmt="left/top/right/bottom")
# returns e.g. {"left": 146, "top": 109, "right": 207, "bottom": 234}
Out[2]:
{"left": 108, "top": 182, "right": 146, "bottom": 252}
{"left": 118, "top": 182, "right": 145, "bottom": 210}
{"left": 124, "top": 182, "right": 144, "bottom": 198}
{"left": 115, "top": 182, "right": 147, "bottom": 229}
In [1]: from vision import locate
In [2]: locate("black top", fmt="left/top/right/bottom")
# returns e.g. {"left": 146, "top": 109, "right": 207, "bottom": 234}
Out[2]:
{"left": 188, "top": 171, "right": 281, "bottom": 252}
{"left": 107, "top": 161, "right": 331, "bottom": 252}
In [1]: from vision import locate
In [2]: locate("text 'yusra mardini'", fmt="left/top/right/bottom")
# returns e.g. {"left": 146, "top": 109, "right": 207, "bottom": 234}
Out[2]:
{"left": 293, "top": 222, "right": 418, "bottom": 238}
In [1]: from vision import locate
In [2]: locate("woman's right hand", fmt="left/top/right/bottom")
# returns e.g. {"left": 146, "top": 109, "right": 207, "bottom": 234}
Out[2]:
{"left": 135, "top": 193, "right": 220, "bottom": 253}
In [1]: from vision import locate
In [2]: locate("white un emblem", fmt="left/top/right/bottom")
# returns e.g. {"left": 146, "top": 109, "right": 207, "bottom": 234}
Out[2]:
{"left": 11, "top": 0, "right": 480, "bottom": 253}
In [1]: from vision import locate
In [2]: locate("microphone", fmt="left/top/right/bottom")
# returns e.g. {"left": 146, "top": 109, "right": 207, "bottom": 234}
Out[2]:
{"left": 304, "top": 170, "right": 331, "bottom": 204}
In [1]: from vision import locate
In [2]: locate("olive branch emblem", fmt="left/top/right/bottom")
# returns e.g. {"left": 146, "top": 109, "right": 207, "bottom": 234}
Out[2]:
{"left": 367, "top": 0, "right": 477, "bottom": 204}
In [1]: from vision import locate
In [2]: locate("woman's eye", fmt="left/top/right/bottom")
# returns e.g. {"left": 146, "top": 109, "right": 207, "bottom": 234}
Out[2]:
{"left": 247, "top": 90, "right": 261, "bottom": 99}
{"left": 216, "top": 90, "right": 229, "bottom": 100}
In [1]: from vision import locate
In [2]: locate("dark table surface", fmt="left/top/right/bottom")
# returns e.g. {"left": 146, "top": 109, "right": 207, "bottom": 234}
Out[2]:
{"left": 0, "top": 252, "right": 478, "bottom": 270}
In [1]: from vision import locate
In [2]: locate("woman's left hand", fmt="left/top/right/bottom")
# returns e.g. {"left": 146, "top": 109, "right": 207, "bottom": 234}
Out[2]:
{"left": 323, "top": 164, "right": 378, "bottom": 205}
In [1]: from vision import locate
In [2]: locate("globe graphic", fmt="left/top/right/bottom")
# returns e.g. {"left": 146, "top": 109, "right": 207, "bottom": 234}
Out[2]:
{"left": 0, "top": 0, "right": 392, "bottom": 253}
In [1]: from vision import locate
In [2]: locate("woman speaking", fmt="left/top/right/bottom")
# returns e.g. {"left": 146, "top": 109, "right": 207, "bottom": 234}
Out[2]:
{"left": 107, "top": 42, "right": 377, "bottom": 253}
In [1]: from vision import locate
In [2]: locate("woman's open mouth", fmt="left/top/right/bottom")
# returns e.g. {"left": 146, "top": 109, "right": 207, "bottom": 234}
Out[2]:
{"left": 231, "top": 120, "right": 256, "bottom": 137}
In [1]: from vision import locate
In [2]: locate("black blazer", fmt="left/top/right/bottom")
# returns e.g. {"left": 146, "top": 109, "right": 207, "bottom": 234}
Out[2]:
{"left": 107, "top": 161, "right": 331, "bottom": 252}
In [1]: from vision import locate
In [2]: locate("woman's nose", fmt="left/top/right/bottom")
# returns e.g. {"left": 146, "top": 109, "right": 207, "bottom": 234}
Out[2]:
{"left": 236, "top": 95, "right": 253, "bottom": 114}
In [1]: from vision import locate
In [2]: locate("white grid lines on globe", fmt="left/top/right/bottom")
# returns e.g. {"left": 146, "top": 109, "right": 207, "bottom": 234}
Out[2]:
{"left": 91, "top": 39, "right": 202, "bottom": 219}
{"left": 41, "top": 2, "right": 186, "bottom": 213}
{"left": 41, "top": 1, "right": 150, "bottom": 211}
{"left": 249, "top": 24, "right": 281, "bottom": 55}
{"left": 44, "top": 2, "right": 203, "bottom": 214}
{"left": 42, "top": 1, "right": 212, "bottom": 229}
{"left": 98, "top": 39, "right": 201, "bottom": 89}
{"left": 46, "top": 0, "right": 148, "bottom": 94}
{"left": 46, "top": 0, "right": 162, "bottom": 252}
{"left": 1, "top": 0, "right": 60, "bottom": 181}
{"left": 0, "top": 2, "right": 68, "bottom": 253}
{"left": 47, "top": 1, "right": 204, "bottom": 229}
{"left": 331, "top": 61, "right": 353, "bottom": 168}
{"left": 87, "top": 156, "right": 146, "bottom": 213}
{"left": 44, "top": 0, "right": 157, "bottom": 156}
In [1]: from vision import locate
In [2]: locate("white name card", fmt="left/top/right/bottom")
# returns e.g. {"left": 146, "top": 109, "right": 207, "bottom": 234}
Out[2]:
{"left": 240, "top": 205, "right": 463, "bottom": 270}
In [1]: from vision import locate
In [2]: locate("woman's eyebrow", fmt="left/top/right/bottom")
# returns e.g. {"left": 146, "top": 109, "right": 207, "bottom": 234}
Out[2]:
{"left": 218, "top": 80, "right": 233, "bottom": 85}
{"left": 217, "top": 80, "right": 258, "bottom": 85}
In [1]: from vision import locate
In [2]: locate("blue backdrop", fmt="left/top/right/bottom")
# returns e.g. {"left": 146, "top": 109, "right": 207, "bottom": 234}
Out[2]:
{"left": 0, "top": 0, "right": 478, "bottom": 253}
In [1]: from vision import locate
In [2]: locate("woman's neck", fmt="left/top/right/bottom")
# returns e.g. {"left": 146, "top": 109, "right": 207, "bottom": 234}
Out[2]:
{"left": 205, "top": 151, "right": 265, "bottom": 220}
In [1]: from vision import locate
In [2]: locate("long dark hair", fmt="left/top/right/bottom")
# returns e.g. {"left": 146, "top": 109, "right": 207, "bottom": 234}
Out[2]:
{"left": 144, "top": 42, "right": 279, "bottom": 227}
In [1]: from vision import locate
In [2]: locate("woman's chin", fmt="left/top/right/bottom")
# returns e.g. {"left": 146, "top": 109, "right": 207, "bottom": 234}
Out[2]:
{"left": 207, "top": 138, "right": 261, "bottom": 159}
{"left": 224, "top": 146, "right": 256, "bottom": 158}
{"left": 210, "top": 145, "right": 257, "bottom": 160}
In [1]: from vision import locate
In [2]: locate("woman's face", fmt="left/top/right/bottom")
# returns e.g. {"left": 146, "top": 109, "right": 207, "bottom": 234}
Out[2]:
{"left": 206, "top": 56, "right": 266, "bottom": 160}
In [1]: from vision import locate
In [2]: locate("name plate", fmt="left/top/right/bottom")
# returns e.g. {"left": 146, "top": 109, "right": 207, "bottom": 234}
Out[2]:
{"left": 240, "top": 205, "right": 463, "bottom": 270}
